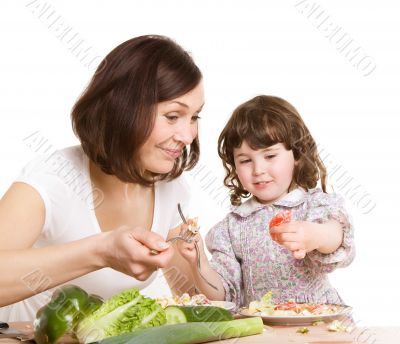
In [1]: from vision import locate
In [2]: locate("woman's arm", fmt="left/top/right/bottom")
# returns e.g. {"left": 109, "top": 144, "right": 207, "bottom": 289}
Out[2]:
{"left": 0, "top": 183, "right": 173, "bottom": 306}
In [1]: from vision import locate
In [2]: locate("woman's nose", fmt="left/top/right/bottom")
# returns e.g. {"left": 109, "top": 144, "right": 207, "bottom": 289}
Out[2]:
{"left": 174, "top": 121, "right": 197, "bottom": 145}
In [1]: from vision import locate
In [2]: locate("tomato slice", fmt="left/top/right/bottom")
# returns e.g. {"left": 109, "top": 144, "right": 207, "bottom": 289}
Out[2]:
{"left": 275, "top": 300, "right": 301, "bottom": 313}
{"left": 269, "top": 209, "right": 292, "bottom": 241}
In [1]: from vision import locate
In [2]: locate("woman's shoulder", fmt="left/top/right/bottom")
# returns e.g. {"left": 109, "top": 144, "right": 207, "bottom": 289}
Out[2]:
{"left": 15, "top": 145, "right": 90, "bottom": 207}
{"left": 18, "top": 145, "right": 86, "bottom": 178}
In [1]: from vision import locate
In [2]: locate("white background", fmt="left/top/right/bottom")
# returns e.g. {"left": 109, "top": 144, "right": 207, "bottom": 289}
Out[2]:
{"left": 1, "top": 0, "right": 399, "bottom": 326}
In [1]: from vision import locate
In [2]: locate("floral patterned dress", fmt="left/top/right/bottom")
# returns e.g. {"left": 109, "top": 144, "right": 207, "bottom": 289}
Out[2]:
{"left": 205, "top": 188, "right": 355, "bottom": 308}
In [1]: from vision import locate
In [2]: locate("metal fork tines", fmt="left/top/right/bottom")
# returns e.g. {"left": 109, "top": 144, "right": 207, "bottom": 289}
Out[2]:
{"left": 150, "top": 204, "right": 219, "bottom": 291}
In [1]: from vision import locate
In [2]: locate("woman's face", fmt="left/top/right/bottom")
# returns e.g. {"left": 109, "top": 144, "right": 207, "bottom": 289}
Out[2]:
{"left": 139, "top": 81, "right": 204, "bottom": 174}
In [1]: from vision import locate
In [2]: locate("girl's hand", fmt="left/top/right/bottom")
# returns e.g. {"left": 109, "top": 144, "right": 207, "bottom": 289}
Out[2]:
{"left": 175, "top": 225, "right": 206, "bottom": 266}
{"left": 269, "top": 221, "right": 320, "bottom": 259}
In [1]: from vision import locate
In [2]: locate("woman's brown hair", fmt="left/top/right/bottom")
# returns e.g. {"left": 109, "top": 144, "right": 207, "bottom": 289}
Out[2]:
{"left": 71, "top": 35, "right": 202, "bottom": 185}
{"left": 218, "top": 95, "right": 327, "bottom": 206}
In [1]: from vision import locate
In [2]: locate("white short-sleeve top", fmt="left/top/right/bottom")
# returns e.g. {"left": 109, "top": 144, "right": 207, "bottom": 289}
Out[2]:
{"left": 0, "top": 145, "right": 190, "bottom": 321}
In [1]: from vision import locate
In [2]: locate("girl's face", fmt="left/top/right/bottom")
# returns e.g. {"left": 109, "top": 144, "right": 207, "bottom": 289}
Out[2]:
{"left": 138, "top": 81, "right": 204, "bottom": 174}
{"left": 233, "top": 141, "right": 296, "bottom": 204}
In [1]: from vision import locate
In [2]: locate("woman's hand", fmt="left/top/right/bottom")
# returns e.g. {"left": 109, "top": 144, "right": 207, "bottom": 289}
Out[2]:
{"left": 100, "top": 226, "right": 175, "bottom": 281}
{"left": 269, "top": 221, "right": 320, "bottom": 259}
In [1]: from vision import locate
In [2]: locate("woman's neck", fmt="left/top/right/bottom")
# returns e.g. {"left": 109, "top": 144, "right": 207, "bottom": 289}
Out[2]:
{"left": 89, "top": 161, "right": 152, "bottom": 200}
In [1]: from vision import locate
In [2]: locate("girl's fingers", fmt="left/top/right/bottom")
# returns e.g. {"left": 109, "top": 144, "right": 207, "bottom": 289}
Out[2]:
{"left": 270, "top": 224, "right": 296, "bottom": 234}
{"left": 178, "top": 241, "right": 196, "bottom": 251}
{"left": 276, "top": 232, "right": 298, "bottom": 243}
{"left": 178, "top": 224, "right": 189, "bottom": 237}
{"left": 293, "top": 249, "right": 306, "bottom": 259}
{"left": 281, "top": 241, "right": 302, "bottom": 252}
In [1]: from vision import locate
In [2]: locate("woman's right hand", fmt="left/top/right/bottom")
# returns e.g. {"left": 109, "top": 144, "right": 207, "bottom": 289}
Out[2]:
{"left": 100, "top": 226, "right": 175, "bottom": 281}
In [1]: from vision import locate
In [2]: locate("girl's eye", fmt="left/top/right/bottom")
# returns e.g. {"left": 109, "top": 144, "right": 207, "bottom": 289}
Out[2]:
{"left": 265, "top": 155, "right": 276, "bottom": 159}
{"left": 240, "top": 159, "right": 251, "bottom": 164}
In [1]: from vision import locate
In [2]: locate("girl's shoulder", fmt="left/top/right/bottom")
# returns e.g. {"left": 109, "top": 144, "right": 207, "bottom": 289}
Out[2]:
{"left": 305, "top": 187, "right": 346, "bottom": 208}
{"left": 229, "top": 196, "right": 265, "bottom": 218}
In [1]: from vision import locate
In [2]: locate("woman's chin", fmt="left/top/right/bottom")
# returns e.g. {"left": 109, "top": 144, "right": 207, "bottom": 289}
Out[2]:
{"left": 145, "top": 161, "right": 175, "bottom": 175}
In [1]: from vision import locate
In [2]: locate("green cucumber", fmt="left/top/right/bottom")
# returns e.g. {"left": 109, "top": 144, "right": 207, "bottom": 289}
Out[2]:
{"left": 165, "top": 306, "right": 233, "bottom": 324}
{"left": 92, "top": 317, "right": 264, "bottom": 344}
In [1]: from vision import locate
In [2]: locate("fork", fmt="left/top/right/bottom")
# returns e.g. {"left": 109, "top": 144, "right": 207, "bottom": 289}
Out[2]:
{"left": 150, "top": 204, "right": 219, "bottom": 291}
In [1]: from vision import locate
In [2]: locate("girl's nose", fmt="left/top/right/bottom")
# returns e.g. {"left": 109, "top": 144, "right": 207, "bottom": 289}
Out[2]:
{"left": 253, "top": 161, "right": 266, "bottom": 176}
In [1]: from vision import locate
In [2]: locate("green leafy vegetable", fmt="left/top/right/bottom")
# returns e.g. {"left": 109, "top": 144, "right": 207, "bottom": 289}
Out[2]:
{"left": 76, "top": 288, "right": 166, "bottom": 343}
{"left": 92, "top": 317, "right": 264, "bottom": 344}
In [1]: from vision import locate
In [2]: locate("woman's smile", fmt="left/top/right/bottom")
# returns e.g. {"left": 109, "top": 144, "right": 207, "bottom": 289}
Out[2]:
{"left": 158, "top": 146, "right": 183, "bottom": 160}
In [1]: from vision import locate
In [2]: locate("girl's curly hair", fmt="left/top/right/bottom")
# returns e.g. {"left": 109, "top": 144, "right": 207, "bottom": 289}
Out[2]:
{"left": 218, "top": 95, "right": 327, "bottom": 206}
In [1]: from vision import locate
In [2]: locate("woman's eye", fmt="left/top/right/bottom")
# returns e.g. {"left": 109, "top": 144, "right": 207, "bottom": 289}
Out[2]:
{"left": 265, "top": 155, "right": 276, "bottom": 159}
{"left": 191, "top": 115, "right": 201, "bottom": 122}
{"left": 165, "top": 113, "right": 179, "bottom": 122}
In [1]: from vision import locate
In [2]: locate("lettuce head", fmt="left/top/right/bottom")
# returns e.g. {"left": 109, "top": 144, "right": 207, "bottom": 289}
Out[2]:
{"left": 76, "top": 288, "right": 166, "bottom": 343}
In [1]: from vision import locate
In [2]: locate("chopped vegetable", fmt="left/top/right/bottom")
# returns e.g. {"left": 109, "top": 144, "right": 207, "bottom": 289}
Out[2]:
{"left": 296, "top": 327, "right": 309, "bottom": 334}
{"left": 312, "top": 320, "right": 324, "bottom": 326}
{"left": 327, "top": 320, "right": 352, "bottom": 332}
{"left": 76, "top": 288, "right": 166, "bottom": 343}
{"left": 245, "top": 291, "right": 345, "bottom": 317}
{"left": 34, "top": 285, "right": 103, "bottom": 344}
{"left": 157, "top": 293, "right": 211, "bottom": 308}
{"left": 187, "top": 218, "right": 199, "bottom": 234}
{"left": 269, "top": 210, "right": 292, "bottom": 241}
{"left": 92, "top": 317, "right": 264, "bottom": 344}
{"left": 248, "top": 291, "right": 274, "bottom": 314}
{"left": 165, "top": 306, "right": 233, "bottom": 324}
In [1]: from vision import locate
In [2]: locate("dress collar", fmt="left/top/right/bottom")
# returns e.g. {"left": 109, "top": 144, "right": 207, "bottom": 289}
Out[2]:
{"left": 232, "top": 188, "right": 308, "bottom": 218}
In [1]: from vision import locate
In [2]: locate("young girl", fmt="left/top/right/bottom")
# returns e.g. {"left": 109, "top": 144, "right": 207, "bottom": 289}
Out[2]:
{"left": 177, "top": 95, "right": 355, "bottom": 308}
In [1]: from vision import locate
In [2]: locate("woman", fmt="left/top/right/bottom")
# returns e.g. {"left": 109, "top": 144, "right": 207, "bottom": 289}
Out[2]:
{"left": 0, "top": 35, "right": 204, "bottom": 321}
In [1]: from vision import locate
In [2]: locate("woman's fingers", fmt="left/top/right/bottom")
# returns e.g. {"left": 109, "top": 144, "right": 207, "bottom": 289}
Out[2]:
{"left": 132, "top": 227, "right": 171, "bottom": 252}
{"left": 109, "top": 226, "right": 175, "bottom": 275}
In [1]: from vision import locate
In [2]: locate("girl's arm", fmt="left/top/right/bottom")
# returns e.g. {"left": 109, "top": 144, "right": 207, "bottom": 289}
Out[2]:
{"left": 163, "top": 225, "right": 198, "bottom": 296}
{"left": 270, "top": 220, "right": 343, "bottom": 256}
{"left": 174, "top": 233, "right": 225, "bottom": 300}
{"left": 312, "top": 220, "right": 344, "bottom": 254}
{"left": 0, "top": 183, "right": 173, "bottom": 306}
{"left": 164, "top": 224, "right": 225, "bottom": 299}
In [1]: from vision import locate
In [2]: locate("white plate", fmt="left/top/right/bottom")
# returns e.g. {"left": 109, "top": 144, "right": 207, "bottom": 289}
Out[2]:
{"left": 209, "top": 301, "right": 236, "bottom": 311}
{"left": 239, "top": 305, "right": 352, "bottom": 326}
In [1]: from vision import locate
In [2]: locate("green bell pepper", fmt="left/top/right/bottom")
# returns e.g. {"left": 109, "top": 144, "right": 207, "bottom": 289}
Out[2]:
{"left": 34, "top": 284, "right": 103, "bottom": 344}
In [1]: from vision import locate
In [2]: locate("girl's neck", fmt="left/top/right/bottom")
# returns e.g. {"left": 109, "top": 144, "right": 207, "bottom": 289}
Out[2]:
{"left": 255, "top": 183, "right": 297, "bottom": 205}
